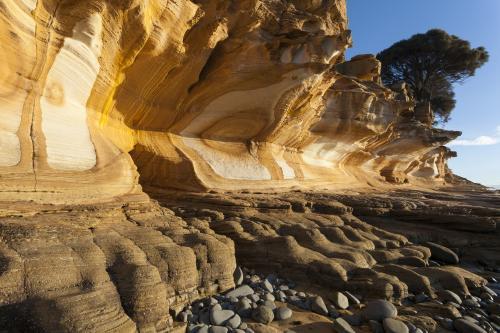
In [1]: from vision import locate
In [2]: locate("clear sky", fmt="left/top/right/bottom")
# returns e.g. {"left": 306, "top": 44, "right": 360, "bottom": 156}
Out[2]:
{"left": 346, "top": 0, "right": 500, "bottom": 186}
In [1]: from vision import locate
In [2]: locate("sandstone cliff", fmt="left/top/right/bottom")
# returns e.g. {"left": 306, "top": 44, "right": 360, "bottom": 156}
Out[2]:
{"left": 0, "top": 1, "right": 498, "bottom": 332}
{"left": 0, "top": 0, "right": 460, "bottom": 202}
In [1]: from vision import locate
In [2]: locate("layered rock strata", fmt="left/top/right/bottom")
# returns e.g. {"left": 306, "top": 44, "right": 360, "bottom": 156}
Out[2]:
{"left": 0, "top": 0, "right": 460, "bottom": 201}
{"left": 0, "top": 0, "right": 495, "bottom": 332}
{"left": 332, "top": 186, "right": 500, "bottom": 268}
{"left": 153, "top": 188, "right": 491, "bottom": 300}
{"left": 0, "top": 198, "right": 236, "bottom": 332}
{"left": 1, "top": 189, "right": 494, "bottom": 332}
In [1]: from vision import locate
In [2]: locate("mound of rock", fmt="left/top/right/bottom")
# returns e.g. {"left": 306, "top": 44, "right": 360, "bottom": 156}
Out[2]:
{"left": 0, "top": 0, "right": 498, "bottom": 332}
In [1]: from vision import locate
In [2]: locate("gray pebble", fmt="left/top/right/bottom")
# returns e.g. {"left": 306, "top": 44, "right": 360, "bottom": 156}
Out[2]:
{"left": 453, "top": 318, "right": 488, "bottom": 333}
{"left": 310, "top": 296, "right": 328, "bottom": 315}
{"left": 210, "top": 307, "right": 234, "bottom": 326}
{"left": 439, "top": 317, "right": 454, "bottom": 330}
{"left": 344, "top": 291, "right": 360, "bottom": 305}
{"left": 438, "top": 290, "right": 462, "bottom": 304}
{"left": 208, "top": 297, "right": 219, "bottom": 306}
{"left": 369, "top": 320, "right": 384, "bottom": 333}
{"left": 383, "top": 318, "right": 409, "bottom": 333}
{"left": 209, "top": 326, "right": 228, "bottom": 333}
{"left": 262, "top": 300, "right": 276, "bottom": 310}
{"left": 482, "top": 286, "right": 498, "bottom": 297}
{"left": 362, "top": 300, "right": 398, "bottom": 321}
{"left": 236, "top": 299, "right": 252, "bottom": 318}
{"left": 262, "top": 279, "right": 274, "bottom": 293}
{"left": 463, "top": 315, "right": 480, "bottom": 323}
{"left": 276, "top": 291, "right": 286, "bottom": 302}
{"left": 177, "top": 311, "right": 189, "bottom": 322}
{"left": 227, "top": 314, "right": 241, "bottom": 329}
{"left": 264, "top": 293, "right": 275, "bottom": 302}
{"left": 275, "top": 306, "right": 293, "bottom": 320}
{"left": 193, "top": 302, "right": 204, "bottom": 313}
{"left": 425, "top": 242, "right": 459, "bottom": 264}
{"left": 198, "top": 326, "right": 210, "bottom": 333}
{"left": 464, "top": 298, "right": 481, "bottom": 308}
{"left": 188, "top": 324, "right": 206, "bottom": 333}
{"left": 248, "top": 294, "right": 260, "bottom": 303}
{"left": 332, "top": 317, "right": 355, "bottom": 333}
{"left": 198, "top": 308, "right": 210, "bottom": 324}
{"left": 480, "top": 293, "right": 494, "bottom": 302}
{"left": 234, "top": 266, "right": 244, "bottom": 286}
{"left": 332, "top": 291, "right": 349, "bottom": 309}
{"left": 252, "top": 305, "right": 274, "bottom": 324}
{"left": 226, "top": 285, "right": 254, "bottom": 298}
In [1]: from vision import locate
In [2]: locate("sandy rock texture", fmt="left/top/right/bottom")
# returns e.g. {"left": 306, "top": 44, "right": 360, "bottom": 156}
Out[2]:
{"left": 154, "top": 188, "right": 493, "bottom": 300}
{"left": 1, "top": 188, "right": 495, "bottom": 332}
{"left": 0, "top": 0, "right": 460, "bottom": 201}
{"left": 0, "top": 198, "right": 236, "bottom": 332}
{"left": 0, "top": 0, "right": 498, "bottom": 332}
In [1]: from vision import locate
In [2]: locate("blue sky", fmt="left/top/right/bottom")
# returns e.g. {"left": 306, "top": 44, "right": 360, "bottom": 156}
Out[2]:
{"left": 346, "top": 0, "right": 500, "bottom": 186}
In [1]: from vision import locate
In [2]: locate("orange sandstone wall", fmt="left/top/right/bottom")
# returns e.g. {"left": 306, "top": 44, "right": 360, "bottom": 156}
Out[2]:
{"left": 0, "top": 0, "right": 460, "bottom": 201}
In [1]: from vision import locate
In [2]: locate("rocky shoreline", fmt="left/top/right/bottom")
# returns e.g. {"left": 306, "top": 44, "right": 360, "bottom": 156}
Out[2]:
{"left": 0, "top": 186, "right": 497, "bottom": 332}
{"left": 177, "top": 264, "right": 500, "bottom": 333}
{"left": 0, "top": 0, "right": 498, "bottom": 332}
{"left": 148, "top": 186, "right": 500, "bottom": 333}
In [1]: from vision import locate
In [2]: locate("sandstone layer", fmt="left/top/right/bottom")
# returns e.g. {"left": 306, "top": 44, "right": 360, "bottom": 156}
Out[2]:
{"left": 0, "top": 187, "right": 497, "bottom": 332}
{"left": 0, "top": 0, "right": 497, "bottom": 332}
{"left": 0, "top": 0, "right": 460, "bottom": 201}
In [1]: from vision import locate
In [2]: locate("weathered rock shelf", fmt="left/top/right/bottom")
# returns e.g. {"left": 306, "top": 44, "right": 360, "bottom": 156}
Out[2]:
{"left": 0, "top": 0, "right": 498, "bottom": 332}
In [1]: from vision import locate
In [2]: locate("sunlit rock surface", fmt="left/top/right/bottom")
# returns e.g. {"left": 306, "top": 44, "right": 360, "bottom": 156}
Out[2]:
{"left": 0, "top": 0, "right": 497, "bottom": 332}
{"left": 0, "top": 0, "right": 460, "bottom": 201}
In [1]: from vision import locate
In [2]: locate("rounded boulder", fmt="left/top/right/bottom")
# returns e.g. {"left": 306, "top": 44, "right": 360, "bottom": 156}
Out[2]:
{"left": 252, "top": 305, "right": 274, "bottom": 324}
{"left": 361, "top": 300, "right": 397, "bottom": 322}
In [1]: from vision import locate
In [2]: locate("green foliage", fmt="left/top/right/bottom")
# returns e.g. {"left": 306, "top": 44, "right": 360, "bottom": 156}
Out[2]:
{"left": 377, "top": 29, "right": 489, "bottom": 123}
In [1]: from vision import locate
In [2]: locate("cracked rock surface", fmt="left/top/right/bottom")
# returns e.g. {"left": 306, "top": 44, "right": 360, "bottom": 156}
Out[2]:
{"left": 0, "top": 0, "right": 498, "bottom": 332}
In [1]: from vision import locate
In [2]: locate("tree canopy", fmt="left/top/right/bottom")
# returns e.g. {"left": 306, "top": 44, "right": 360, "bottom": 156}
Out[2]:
{"left": 376, "top": 29, "right": 489, "bottom": 123}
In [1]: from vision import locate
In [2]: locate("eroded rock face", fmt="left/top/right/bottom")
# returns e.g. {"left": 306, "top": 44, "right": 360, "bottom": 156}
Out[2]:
{"left": 0, "top": 199, "right": 236, "bottom": 332}
{"left": 0, "top": 1, "right": 495, "bottom": 332}
{"left": 0, "top": 0, "right": 459, "bottom": 201}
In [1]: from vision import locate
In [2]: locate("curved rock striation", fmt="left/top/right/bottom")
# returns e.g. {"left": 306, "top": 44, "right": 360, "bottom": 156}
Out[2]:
{"left": 0, "top": 198, "right": 236, "bottom": 332}
{"left": 0, "top": 0, "right": 459, "bottom": 200}
{"left": 0, "top": 0, "right": 495, "bottom": 332}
